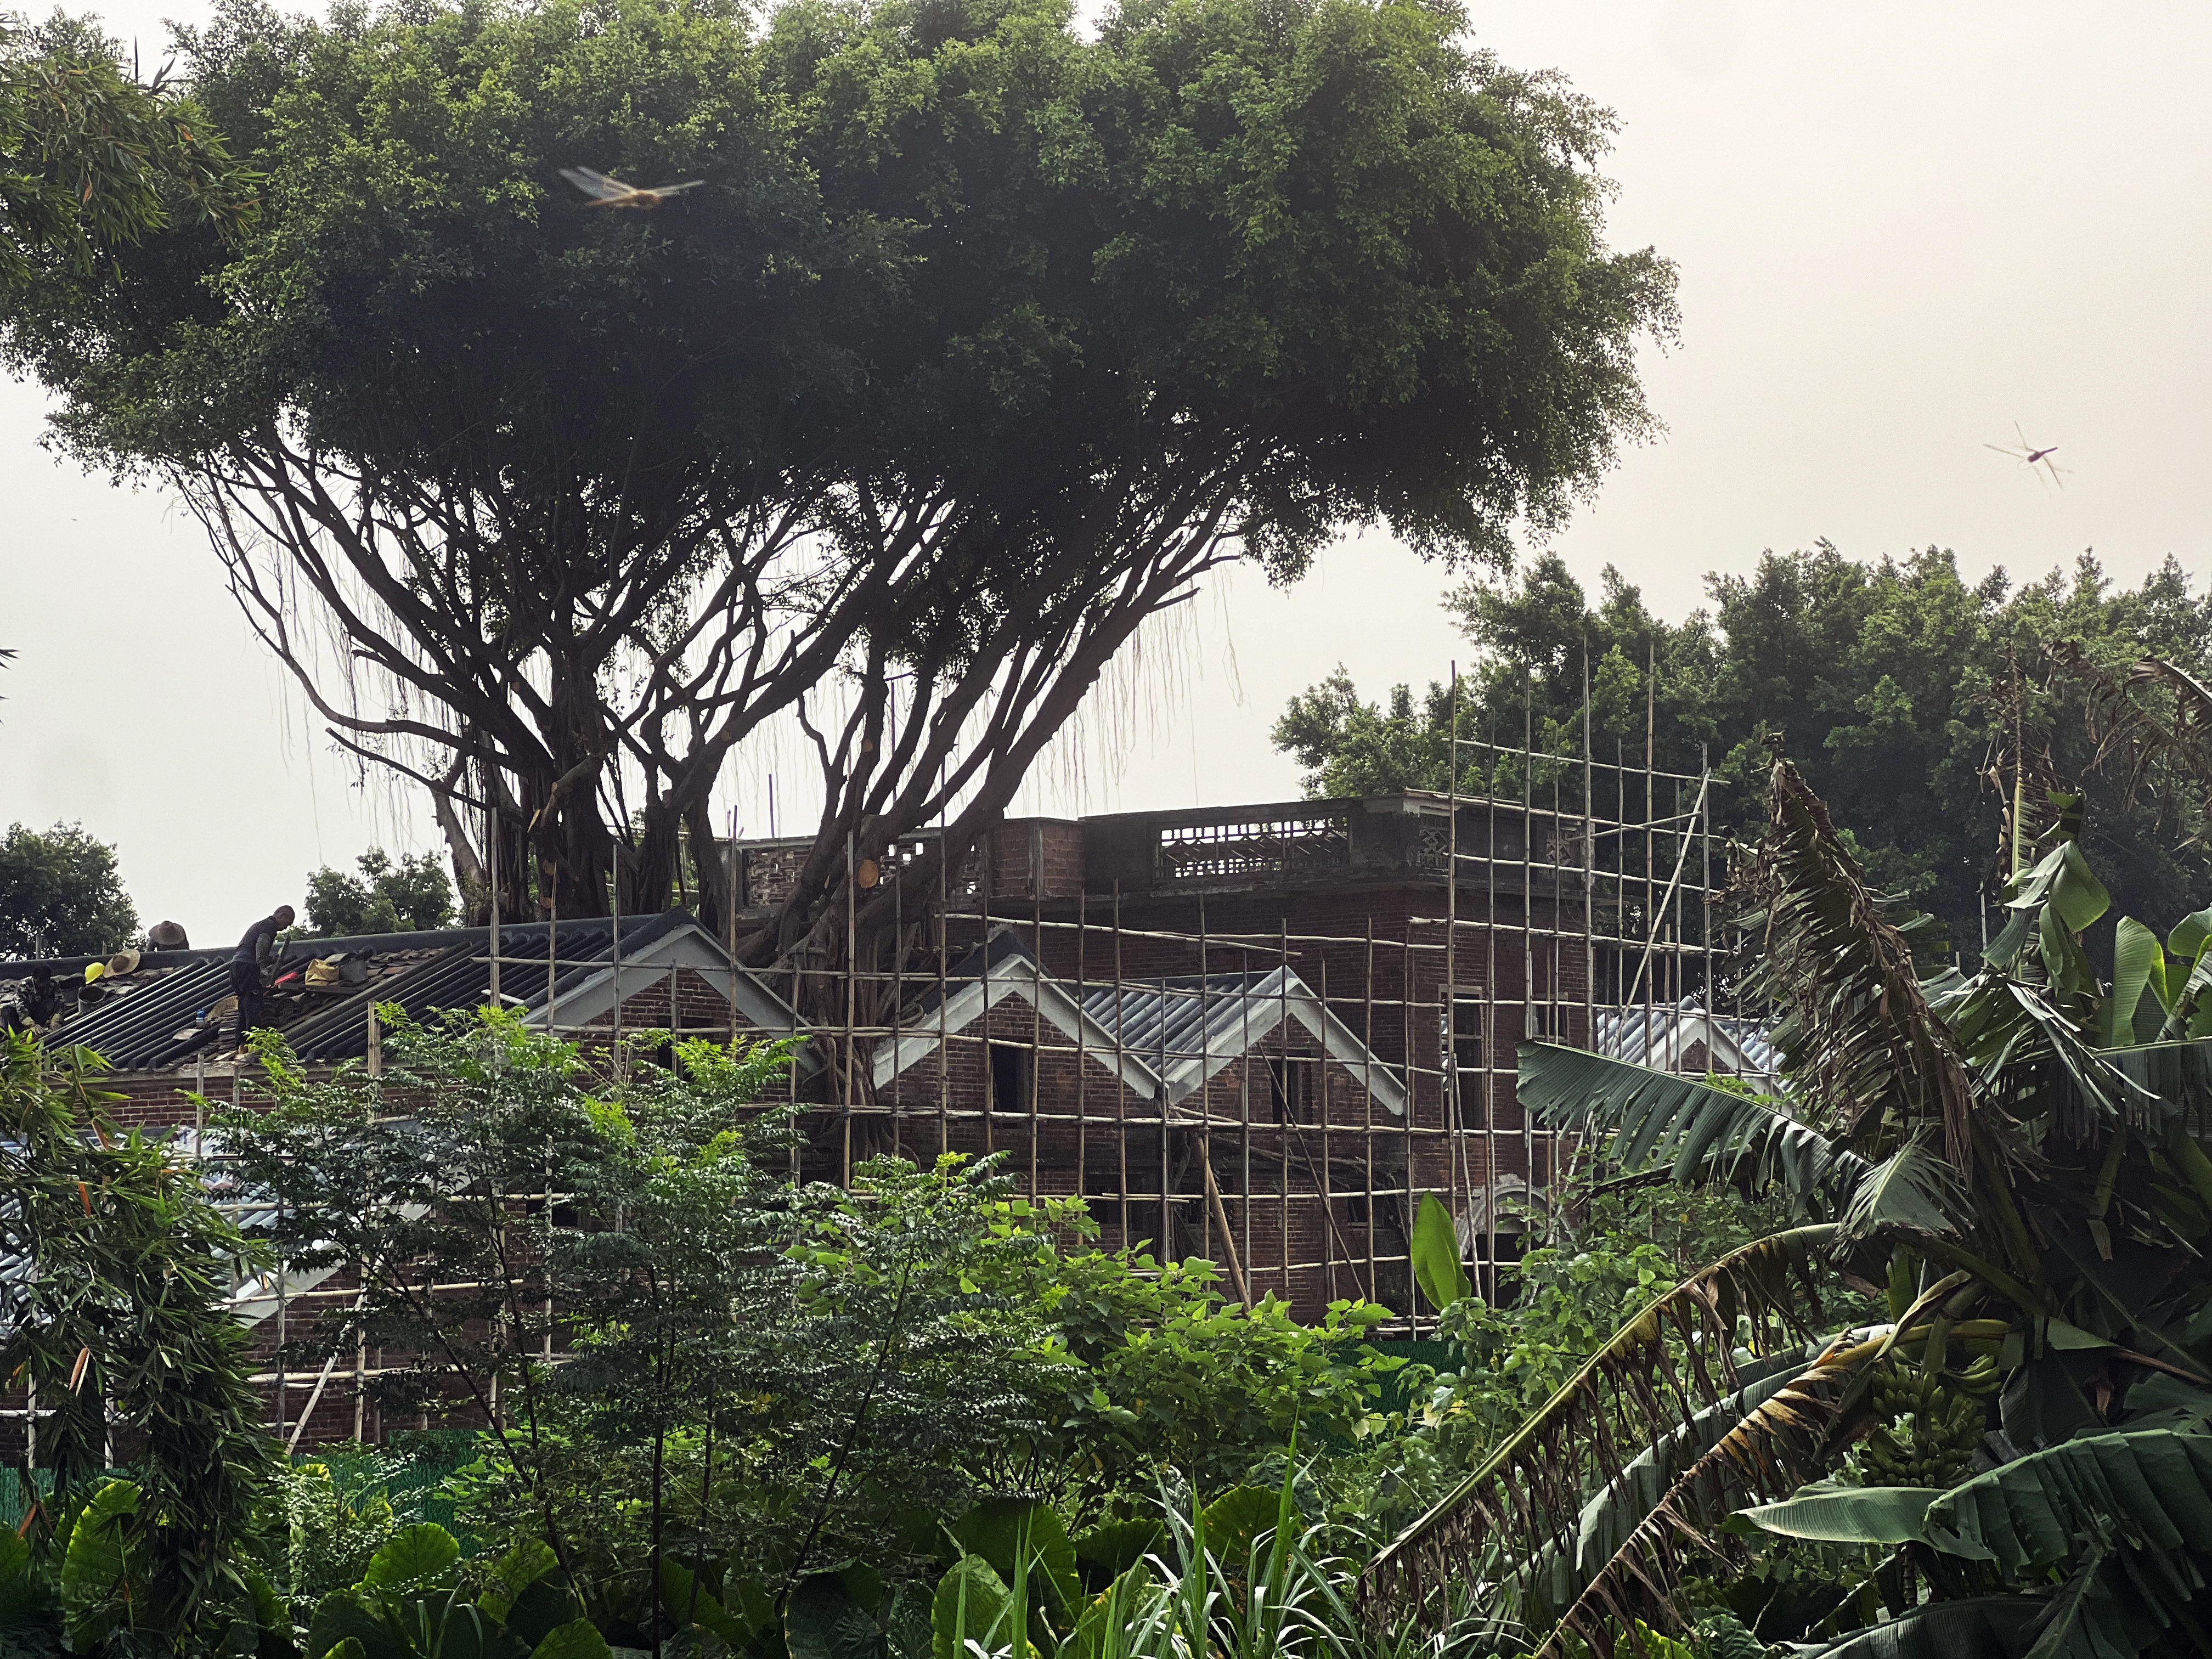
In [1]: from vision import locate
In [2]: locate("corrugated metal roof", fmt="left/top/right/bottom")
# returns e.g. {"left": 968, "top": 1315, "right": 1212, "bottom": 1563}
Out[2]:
{"left": 15, "top": 912, "right": 703, "bottom": 1074}
{"left": 874, "top": 932, "right": 1408, "bottom": 1114}
{"left": 1079, "top": 973, "right": 1300, "bottom": 1067}
{"left": 1594, "top": 999, "right": 1781, "bottom": 1089}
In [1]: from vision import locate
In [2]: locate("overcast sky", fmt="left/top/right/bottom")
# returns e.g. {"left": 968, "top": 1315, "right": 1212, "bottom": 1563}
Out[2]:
{"left": 4, "top": 0, "right": 2207, "bottom": 943}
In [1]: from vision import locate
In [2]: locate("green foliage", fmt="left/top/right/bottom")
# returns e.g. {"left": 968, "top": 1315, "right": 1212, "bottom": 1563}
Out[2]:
{"left": 0, "top": 15, "right": 253, "bottom": 295}
{"left": 224, "top": 1009, "right": 1392, "bottom": 1650}
{"left": 275, "top": 1454, "right": 436, "bottom": 1622}
{"left": 1035, "top": 1248, "right": 1396, "bottom": 1521}
{"left": 0, "top": 1035, "right": 276, "bottom": 1642}
{"left": 0, "top": 820, "right": 136, "bottom": 958}
{"left": 303, "top": 850, "right": 456, "bottom": 938}
{"left": 1410, "top": 1194, "right": 1471, "bottom": 1314}
{"left": 1365, "top": 760, "right": 2212, "bottom": 1659}
{"left": 1277, "top": 547, "right": 2212, "bottom": 964}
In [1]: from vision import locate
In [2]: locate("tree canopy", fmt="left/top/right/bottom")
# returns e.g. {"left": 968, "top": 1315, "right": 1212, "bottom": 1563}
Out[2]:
{"left": 0, "top": 13, "right": 253, "bottom": 294}
{"left": 302, "top": 848, "right": 456, "bottom": 936}
{"left": 0, "top": 819, "right": 138, "bottom": 958}
{"left": 1275, "top": 546, "right": 2212, "bottom": 962}
{"left": 0, "top": 0, "right": 1675, "bottom": 998}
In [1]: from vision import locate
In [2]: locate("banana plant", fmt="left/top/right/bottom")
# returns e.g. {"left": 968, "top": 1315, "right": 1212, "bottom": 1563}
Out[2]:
{"left": 306, "top": 1523, "right": 603, "bottom": 1659}
{"left": 1361, "top": 746, "right": 2212, "bottom": 1658}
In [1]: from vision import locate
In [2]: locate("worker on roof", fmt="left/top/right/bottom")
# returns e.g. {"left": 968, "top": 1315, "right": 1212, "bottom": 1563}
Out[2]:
{"left": 231, "top": 905, "right": 296, "bottom": 1046}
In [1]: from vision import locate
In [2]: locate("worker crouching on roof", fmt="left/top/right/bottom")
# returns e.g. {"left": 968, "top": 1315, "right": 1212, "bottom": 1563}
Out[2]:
{"left": 230, "top": 905, "right": 296, "bottom": 1046}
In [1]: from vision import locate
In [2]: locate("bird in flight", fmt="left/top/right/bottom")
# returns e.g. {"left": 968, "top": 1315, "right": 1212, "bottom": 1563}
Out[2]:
{"left": 1985, "top": 423, "right": 2068, "bottom": 489}
{"left": 558, "top": 165, "right": 704, "bottom": 209}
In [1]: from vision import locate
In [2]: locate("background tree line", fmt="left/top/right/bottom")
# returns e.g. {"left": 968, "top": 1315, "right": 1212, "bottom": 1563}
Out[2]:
{"left": 1275, "top": 544, "right": 2212, "bottom": 964}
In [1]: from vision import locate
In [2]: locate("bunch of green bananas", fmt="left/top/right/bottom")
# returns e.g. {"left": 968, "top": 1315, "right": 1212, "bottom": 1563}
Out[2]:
{"left": 1858, "top": 1363, "right": 1985, "bottom": 1489}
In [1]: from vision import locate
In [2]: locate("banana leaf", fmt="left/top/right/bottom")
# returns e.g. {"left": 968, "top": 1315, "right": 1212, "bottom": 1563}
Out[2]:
{"left": 1924, "top": 1429, "right": 2212, "bottom": 1574}
{"left": 1727, "top": 1480, "right": 1937, "bottom": 1547}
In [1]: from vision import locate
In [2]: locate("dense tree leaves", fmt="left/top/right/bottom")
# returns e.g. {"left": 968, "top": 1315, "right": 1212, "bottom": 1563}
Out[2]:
{"left": 304, "top": 848, "right": 457, "bottom": 936}
{"left": 0, "top": 819, "right": 137, "bottom": 958}
{"left": 0, "top": 15, "right": 253, "bottom": 295}
{"left": 0, "top": 0, "right": 1675, "bottom": 977}
{"left": 1276, "top": 548, "right": 2212, "bottom": 964}
{"left": 0, "top": 1036, "right": 275, "bottom": 1640}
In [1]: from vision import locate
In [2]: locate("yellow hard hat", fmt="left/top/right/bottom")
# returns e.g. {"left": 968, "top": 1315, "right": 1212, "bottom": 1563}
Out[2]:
{"left": 84, "top": 962, "right": 105, "bottom": 983}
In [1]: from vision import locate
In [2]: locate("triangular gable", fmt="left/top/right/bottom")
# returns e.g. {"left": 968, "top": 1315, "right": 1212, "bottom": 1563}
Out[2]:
{"left": 870, "top": 951, "right": 1161, "bottom": 1101}
{"left": 871, "top": 949, "right": 1406, "bottom": 1116}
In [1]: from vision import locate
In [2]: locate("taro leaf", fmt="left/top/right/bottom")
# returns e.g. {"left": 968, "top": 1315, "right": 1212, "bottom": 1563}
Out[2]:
{"left": 528, "top": 1621, "right": 612, "bottom": 1659}
{"left": 658, "top": 1559, "right": 750, "bottom": 1649}
{"left": 59, "top": 1478, "right": 139, "bottom": 1652}
{"left": 1728, "top": 1481, "right": 1938, "bottom": 1546}
{"left": 1412, "top": 1192, "right": 1471, "bottom": 1312}
{"left": 505, "top": 1577, "right": 588, "bottom": 1649}
{"left": 1064, "top": 1564, "right": 1156, "bottom": 1659}
{"left": 1923, "top": 1429, "right": 2212, "bottom": 1573}
{"left": 930, "top": 1556, "right": 1026, "bottom": 1659}
{"left": 1071, "top": 1518, "right": 1163, "bottom": 1586}
{"left": 786, "top": 1573, "right": 881, "bottom": 1659}
{"left": 1199, "top": 1486, "right": 1280, "bottom": 1578}
{"left": 0, "top": 1528, "right": 53, "bottom": 1624}
{"left": 1694, "top": 1611, "right": 1766, "bottom": 1659}
{"left": 245, "top": 1562, "right": 295, "bottom": 1659}
{"left": 950, "top": 1498, "right": 1081, "bottom": 1619}
{"left": 307, "top": 1592, "right": 399, "bottom": 1659}
{"left": 363, "top": 1522, "right": 462, "bottom": 1589}
{"left": 481, "top": 1541, "right": 560, "bottom": 1622}
{"left": 1793, "top": 1596, "right": 2044, "bottom": 1658}
{"left": 839, "top": 1562, "right": 885, "bottom": 1622}
{"left": 884, "top": 1582, "right": 933, "bottom": 1659}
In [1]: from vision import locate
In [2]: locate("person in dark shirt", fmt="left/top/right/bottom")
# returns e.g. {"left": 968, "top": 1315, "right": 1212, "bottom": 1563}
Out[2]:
{"left": 230, "top": 906, "right": 296, "bottom": 1045}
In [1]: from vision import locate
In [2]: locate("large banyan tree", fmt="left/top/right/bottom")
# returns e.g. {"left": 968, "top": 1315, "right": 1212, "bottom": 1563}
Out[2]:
{"left": 0, "top": 0, "right": 1675, "bottom": 977}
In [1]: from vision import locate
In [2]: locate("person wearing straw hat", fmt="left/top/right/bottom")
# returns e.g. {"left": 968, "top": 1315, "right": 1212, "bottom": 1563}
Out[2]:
{"left": 230, "top": 905, "right": 295, "bottom": 1044}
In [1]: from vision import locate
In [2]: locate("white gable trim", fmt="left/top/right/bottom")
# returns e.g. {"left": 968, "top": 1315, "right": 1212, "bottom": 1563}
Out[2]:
{"left": 527, "top": 924, "right": 820, "bottom": 1074}
{"left": 1154, "top": 967, "right": 1408, "bottom": 1116}
{"left": 871, "top": 958, "right": 1407, "bottom": 1118}
{"left": 871, "top": 954, "right": 1161, "bottom": 1101}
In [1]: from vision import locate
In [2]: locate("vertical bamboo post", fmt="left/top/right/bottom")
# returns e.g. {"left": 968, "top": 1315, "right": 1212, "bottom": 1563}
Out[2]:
{"left": 546, "top": 866, "right": 560, "bottom": 1039}
{"left": 1318, "top": 944, "right": 1335, "bottom": 1304}
{"left": 937, "top": 841, "right": 951, "bottom": 1156}
{"left": 1521, "top": 676, "right": 1535, "bottom": 1191}
{"left": 1362, "top": 918, "right": 1378, "bottom": 1306}
{"left": 1702, "top": 745, "right": 1714, "bottom": 1014}
{"left": 843, "top": 830, "right": 856, "bottom": 1187}
{"left": 610, "top": 836, "right": 624, "bottom": 1060}
{"left": 489, "top": 777, "right": 501, "bottom": 1010}
{"left": 891, "top": 838, "right": 904, "bottom": 1160}
{"left": 1401, "top": 918, "right": 1418, "bottom": 1334}
{"left": 1030, "top": 859, "right": 1044, "bottom": 1203}
{"left": 1644, "top": 639, "right": 1656, "bottom": 1063}
{"left": 1483, "top": 738, "right": 1498, "bottom": 1296}
{"left": 1114, "top": 885, "right": 1129, "bottom": 1251}
{"left": 726, "top": 811, "right": 739, "bottom": 1041}
{"left": 1197, "top": 900, "right": 1211, "bottom": 1265}
{"left": 1582, "top": 636, "right": 1595, "bottom": 1057}
{"left": 1075, "top": 889, "right": 1088, "bottom": 1211}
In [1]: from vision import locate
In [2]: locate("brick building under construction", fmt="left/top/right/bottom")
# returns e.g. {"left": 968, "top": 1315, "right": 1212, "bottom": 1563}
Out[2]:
{"left": 0, "top": 755, "right": 1773, "bottom": 1449}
